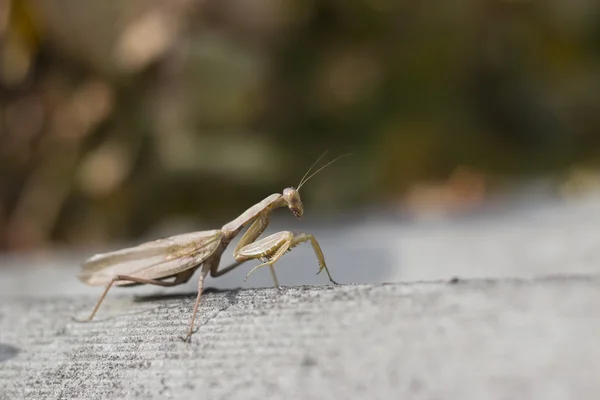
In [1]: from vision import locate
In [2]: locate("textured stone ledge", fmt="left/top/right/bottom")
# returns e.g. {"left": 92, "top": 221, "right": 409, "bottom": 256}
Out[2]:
{"left": 1, "top": 275, "right": 599, "bottom": 399}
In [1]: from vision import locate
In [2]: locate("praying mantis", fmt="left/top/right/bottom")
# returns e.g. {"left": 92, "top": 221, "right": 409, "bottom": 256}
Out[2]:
{"left": 78, "top": 152, "right": 348, "bottom": 341}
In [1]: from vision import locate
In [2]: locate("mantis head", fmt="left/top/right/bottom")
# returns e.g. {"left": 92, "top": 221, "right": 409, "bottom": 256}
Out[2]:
{"left": 282, "top": 152, "right": 351, "bottom": 220}
{"left": 282, "top": 187, "right": 304, "bottom": 219}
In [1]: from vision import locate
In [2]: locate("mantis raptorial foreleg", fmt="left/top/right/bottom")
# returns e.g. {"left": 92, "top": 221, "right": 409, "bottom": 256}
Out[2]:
{"left": 238, "top": 231, "right": 338, "bottom": 284}
{"left": 231, "top": 213, "right": 281, "bottom": 287}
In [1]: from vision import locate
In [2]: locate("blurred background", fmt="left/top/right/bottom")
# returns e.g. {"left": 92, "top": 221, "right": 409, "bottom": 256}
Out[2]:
{"left": 2, "top": 0, "right": 600, "bottom": 290}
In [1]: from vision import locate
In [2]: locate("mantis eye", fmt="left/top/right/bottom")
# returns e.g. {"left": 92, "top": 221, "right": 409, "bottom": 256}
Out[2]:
{"left": 283, "top": 187, "right": 297, "bottom": 198}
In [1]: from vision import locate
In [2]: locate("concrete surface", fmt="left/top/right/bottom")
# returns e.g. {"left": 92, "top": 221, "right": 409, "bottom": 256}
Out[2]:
{"left": 1, "top": 276, "right": 599, "bottom": 399}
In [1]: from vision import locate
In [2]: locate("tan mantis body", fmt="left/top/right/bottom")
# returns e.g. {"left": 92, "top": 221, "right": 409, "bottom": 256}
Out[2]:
{"left": 78, "top": 154, "right": 344, "bottom": 341}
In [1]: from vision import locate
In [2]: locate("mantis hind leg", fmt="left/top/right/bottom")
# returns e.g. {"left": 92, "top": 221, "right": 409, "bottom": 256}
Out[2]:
{"left": 79, "top": 269, "right": 195, "bottom": 322}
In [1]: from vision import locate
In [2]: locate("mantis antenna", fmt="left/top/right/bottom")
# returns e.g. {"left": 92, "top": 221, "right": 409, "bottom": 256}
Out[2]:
{"left": 297, "top": 150, "right": 329, "bottom": 189}
{"left": 297, "top": 152, "right": 352, "bottom": 190}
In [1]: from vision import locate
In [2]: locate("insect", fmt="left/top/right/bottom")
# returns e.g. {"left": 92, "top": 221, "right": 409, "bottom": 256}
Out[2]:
{"left": 78, "top": 152, "right": 348, "bottom": 341}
